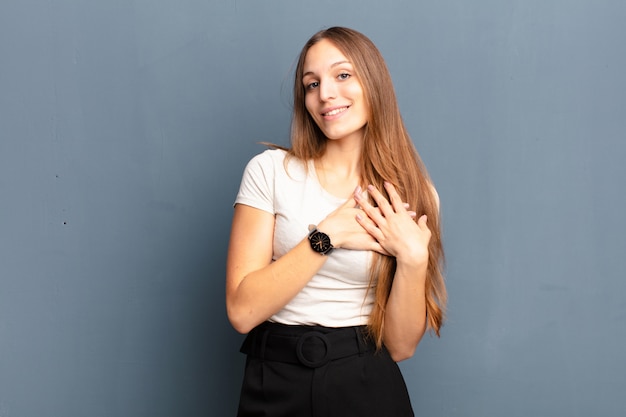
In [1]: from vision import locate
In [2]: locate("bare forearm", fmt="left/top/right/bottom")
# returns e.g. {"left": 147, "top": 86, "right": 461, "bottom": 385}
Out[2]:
{"left": 226, "top": 196, "right": 376, "bottom": 334}
{"left": 227, "top": 238, "right": 326, "bottom": 334}
{"left": 383, "top": 261, "right": 428, "bottom": 362}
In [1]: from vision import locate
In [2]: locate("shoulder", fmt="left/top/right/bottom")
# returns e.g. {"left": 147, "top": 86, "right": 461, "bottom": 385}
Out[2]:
{"left": 245, "top": 148, "right": 308, "bottom": 178}
{"left": 242, "top": 148, "right": 287, "bottom": 176}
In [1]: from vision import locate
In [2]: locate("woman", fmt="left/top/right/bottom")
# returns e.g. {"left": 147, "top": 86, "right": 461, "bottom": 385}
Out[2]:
{"left": 226, "top": 26, "right": 446, "bottom": 417}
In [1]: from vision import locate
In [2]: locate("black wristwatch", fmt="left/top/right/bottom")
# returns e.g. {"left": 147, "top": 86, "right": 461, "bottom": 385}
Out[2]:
{"left": 308, "top": 224, "right": 334, "bottom": 255}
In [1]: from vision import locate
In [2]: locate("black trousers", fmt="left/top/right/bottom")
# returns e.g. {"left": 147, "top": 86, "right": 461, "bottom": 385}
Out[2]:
{"left": 236, "top": 322, "right": 414, "bottom": 417}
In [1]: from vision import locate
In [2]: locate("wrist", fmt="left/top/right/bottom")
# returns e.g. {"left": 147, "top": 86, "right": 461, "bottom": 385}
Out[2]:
{"left": 395, "top": 250, "right": 429, "bottom": 269}
{"left": 315, "top": 220, "right": 341, "bottom": 248}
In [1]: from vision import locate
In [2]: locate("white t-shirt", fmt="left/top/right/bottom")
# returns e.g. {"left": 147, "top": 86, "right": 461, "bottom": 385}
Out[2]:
{"left": 235, "top": 149, "right": 375, "bottom": 327}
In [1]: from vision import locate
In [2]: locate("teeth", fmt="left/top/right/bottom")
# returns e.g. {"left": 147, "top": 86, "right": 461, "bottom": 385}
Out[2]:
{"left": 324, "top": 107, "right": 348, "bottom": 116}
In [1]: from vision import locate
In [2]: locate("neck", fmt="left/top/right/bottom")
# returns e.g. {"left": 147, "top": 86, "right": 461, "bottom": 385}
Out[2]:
{"left": 320, "top": 140, "right": 361, "bottom": 176}
{"left": 322, "top": 129, "right": 363, "bottom": 170}
{"left": 315, "top": 139, "right": 362, "bottom": 198}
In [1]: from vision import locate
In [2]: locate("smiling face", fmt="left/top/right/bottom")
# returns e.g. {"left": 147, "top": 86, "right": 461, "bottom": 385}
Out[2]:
{"left": 301, "top": 39, "right": 369, "bottom": 144}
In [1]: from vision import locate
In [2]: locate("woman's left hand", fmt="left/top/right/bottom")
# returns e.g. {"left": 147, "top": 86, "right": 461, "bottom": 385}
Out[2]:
{"left": 354, "top": 182, "right": 431, "bottom": 266}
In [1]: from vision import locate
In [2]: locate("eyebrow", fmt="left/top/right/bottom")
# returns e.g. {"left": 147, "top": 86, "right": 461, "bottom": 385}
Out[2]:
{"left": 302, "top": 60, "right": 352, "bottom": 78}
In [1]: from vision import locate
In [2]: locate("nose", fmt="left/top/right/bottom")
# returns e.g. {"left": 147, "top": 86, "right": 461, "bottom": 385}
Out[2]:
{"left": 318, "top": 79, "right": 337, "bottom": 102}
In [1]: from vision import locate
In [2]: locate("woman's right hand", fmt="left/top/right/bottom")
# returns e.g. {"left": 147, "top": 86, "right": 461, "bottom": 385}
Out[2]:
{"left": 317, "top": 187, "right": 404, "bottom": 255}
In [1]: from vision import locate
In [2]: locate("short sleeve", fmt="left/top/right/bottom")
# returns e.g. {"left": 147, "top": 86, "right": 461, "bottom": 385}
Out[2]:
{"left": 234, "top": 150, "right": 277, "bottom": 214}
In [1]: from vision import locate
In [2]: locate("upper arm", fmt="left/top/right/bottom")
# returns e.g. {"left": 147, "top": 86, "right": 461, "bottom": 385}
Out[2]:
{"left": 226, "top": 203, "right": 275, "bottom": 301}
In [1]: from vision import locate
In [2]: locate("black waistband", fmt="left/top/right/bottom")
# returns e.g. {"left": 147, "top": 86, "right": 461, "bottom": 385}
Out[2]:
{"left": 240, "top": 322, "right": 374, "bottom": 368}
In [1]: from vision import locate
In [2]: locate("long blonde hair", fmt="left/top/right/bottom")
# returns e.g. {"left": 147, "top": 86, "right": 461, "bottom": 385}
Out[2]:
{"left": 289, "top": 27, "right": 446, "bottom": 347}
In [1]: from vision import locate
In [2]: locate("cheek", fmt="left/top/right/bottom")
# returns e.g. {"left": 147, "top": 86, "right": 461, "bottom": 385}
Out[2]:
{"left": 349, "top": 85, "right": 368, "bottom": 116}
{"left": 346, "top": 82, "right": 365, "bottom": 100}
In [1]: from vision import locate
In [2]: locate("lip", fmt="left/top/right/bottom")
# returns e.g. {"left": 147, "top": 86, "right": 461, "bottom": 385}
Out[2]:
{"left": 320, "top": 105, "right": 350, "bottom": 120}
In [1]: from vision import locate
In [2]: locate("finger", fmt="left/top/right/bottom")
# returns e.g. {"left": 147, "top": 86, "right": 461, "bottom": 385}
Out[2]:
{"left": 354, "top": 186, "right": 382, "bottom": 220}
{"left": 383, "top": 181, "right": 406, "bottom": 213}
{"left": 365, "top": 184, "right": 394, "bottom": 216}
{"left": 372, "top": 244, "right": 391, "bottom": 256}
{"left": 355, "top": 212, "right": 377, "bottom": 230}
{"left": 361, "top": 238, "right": 390, "bottom": 256}
{"left": 354, "top": 228, "right": 390, "bottom": 255}
{"left": 355, "top": 212, "right": 387, "bottom": 244}
{"left": 417, "top": 214, "right": 429, "bottom": 228}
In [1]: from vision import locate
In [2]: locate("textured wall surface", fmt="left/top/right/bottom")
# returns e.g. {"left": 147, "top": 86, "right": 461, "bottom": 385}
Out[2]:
{"left": 1, "top": 1, "right": 625, "bottom": 416}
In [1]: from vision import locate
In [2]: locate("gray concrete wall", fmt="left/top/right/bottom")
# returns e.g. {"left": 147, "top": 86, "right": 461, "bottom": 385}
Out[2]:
{"left": 1, "top": 1, "right": 625, "bottom": 415}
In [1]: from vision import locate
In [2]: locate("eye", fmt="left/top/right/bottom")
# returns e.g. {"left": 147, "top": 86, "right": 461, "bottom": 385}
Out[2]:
{"left": 305, "top": 81, "right": 319, "bottom": 90}
{"left": 338, "top": 73, "right": 351, "bottom": 80}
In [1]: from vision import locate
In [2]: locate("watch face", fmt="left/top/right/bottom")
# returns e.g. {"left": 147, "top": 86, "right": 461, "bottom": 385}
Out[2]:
{"left": 311, "top": 232, "right": 332, "bottom": 253}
